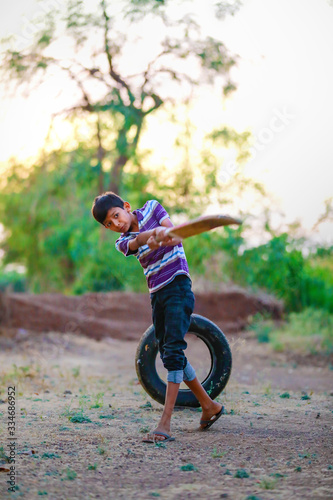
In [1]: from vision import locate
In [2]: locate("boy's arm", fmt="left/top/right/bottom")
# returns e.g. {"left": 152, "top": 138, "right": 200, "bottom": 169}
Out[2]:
{"left": 128, "top": 218, "right": 180, "bottom": 252}
{"left": 128, "top": 230, "right": 155, "bottom": 252}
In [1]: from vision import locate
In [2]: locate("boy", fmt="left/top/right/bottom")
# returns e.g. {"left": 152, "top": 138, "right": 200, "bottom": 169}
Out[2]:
{"left": 91, "top": 192, "right": 223, "bottom": 443}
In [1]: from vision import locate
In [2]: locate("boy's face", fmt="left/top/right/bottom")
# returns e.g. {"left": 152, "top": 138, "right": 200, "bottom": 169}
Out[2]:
{"left": 103, "top": 202, "right": 134, "bottom": 233}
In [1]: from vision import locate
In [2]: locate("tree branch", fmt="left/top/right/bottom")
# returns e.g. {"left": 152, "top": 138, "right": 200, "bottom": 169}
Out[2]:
{"left": 68, "top": 59, "right": 115, "bottom": 91}
{"left": 143, "top": 93, "right": 163, "bottom": 116}
{"left": 54, "top": 62, "right": 93, "bottom": 111}
{"left": 96, "top": 114, "right": 105, "bottom": 194}
{"left": 101, "top": 0, "right": 135, "bottom": 105}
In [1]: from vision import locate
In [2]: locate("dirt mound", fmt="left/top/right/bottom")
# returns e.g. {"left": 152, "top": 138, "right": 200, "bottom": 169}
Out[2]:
{"left": 0, "top": 289, "right": 283, "bottom": 341}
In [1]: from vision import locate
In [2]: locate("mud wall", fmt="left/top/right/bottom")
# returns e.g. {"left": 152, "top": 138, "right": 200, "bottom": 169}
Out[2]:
{"left": 0, "top": 290, "right": 283, "bottom": 341}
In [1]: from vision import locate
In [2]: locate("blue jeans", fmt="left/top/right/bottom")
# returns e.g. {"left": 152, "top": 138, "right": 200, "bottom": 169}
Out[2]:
{"left": 150, "top": 274, "right": 196, "bottom": 383}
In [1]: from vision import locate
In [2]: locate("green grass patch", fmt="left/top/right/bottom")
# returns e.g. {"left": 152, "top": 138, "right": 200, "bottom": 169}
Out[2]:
{"left": 88, "top": 463, "right": 98, "bottom": 470}
{"left": 90, "top": 392, "right": 104, "bottom": 409}
{"left": 249, "top": 309, "right": 333, "bottom": 355}
{"left": 64, "top": 467, "right": 77, "bottom": 480}
{"left": 0, "top": 446, "right": 11, "bottom": 463}
{"left": 69, "top": 411, "right": 92, "bottom": 423}
{"left": 140, "top": 401, "right": 152, "bottom": 409}
{"left": 248, "top": 314, "right": 274, "bottom": 343}
{"left": 42, "top": 453, "right": 61, "bottom": 459}
{"left": 139, "top": 426, "right": 150, "bottom": 434}
{"left": 271, "top": 309, "right": 333, "bottom": 355}
{"left": 280, "top": 392, "right": 290, "bottom": 399}
{"left": 211, "top": 447, "right": 226, "bottom": 458}
{"left": 259, "top": 477, "right": 277, "bottom": 489}
{"left": 180, "top": 463, "right": 198, "bottom": 471}
{"left": 72, "top": 366, "right": 81, "bottom": 378}
{"left": 234, "top": 468, "right": 250, "bottom": 478}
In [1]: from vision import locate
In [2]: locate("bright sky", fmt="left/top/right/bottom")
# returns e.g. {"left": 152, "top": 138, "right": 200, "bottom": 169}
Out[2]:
{"left": 0, "top": 0, "right": 332, "bottom": 244}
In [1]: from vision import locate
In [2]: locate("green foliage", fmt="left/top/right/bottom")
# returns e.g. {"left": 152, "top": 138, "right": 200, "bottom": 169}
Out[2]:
{"left": 0, "top": 446, "right": 11, "bottom": 464}
{"left": 0, "top": 146, "right": 147, "bottom": 293}
{"left": 0, "top": 0, "right": 332, "bottom": 320}
{"left": 180, "top": 463, "right": 198, "bottom": 471}
{"left": 211, "top": 447, "right": 226, "bottom": 458}
{"left": 90, "top": 392, "right": 104, "bottom": 409}
{"left": 234, "top": 468, "right": 250, "bottom": 478}
{"left": 69, "top": 411, "right": 92, "bottom": 423}
{"left": 248, "top": 314, "right": 275, "bottom": 343}
{"left": 280, "top": 392, "right": 290, "bottom": 399}
{"left": 224, "top": 234, "right": 333, "bottom": 313}
{"left": 1, "top": 0, "right": 240, "bottom": 195}
{"left": 64, "top": 467, "right": 77, "bottom": 480}
{"left": 252, "top": 308, "right": 333, "bottom": 356}
{"left": 0, "top": 268, "right": 27, "bottom": 292}
{"left": 259, "top": 477, "right": 277, "bottom": 489}
{"left": 88, "top": 463, "right": 98, "bottom": 470}
{"left": 41, "top": 452, "right": 60, "bottom": 459}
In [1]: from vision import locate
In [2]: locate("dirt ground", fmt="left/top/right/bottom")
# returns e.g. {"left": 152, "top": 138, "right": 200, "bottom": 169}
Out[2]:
{"left": 0, "top": 328, "right": 332, "bottom": 500}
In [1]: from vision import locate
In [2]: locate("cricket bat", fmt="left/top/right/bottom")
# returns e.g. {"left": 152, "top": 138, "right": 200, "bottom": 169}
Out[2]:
{"left": 158, "top": 214, "right": 242, "bottom": 241}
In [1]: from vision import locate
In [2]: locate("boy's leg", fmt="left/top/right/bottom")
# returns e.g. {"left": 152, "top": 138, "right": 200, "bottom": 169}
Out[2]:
{"left": 145, "top": 277, "right": 193, "bottom": 442}
{"left": 145, "top": 381, "right": 180, "bottom": 441}
{"left": 183, "top": 376, "right": 223, "bottom": 429}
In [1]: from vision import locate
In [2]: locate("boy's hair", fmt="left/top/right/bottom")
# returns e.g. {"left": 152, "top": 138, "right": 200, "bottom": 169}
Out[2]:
{"left": 91, "top": 191, "right": 125, "bottom": 225}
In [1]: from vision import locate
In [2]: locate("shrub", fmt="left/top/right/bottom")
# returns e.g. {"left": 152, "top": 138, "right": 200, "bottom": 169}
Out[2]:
{"left": 270, "top": 308, "right": 333, "bottom": 355}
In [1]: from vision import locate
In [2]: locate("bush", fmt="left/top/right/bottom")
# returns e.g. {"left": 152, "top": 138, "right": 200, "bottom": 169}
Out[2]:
{"left": 223, "top": 234, "right": 333, "bottom": 313}
{"left": 0, "top": 269, "right": 27, "bottom": 292}
{"left": 248, "top": 314, "right": 276, "bottom": 343}
{"left": 250, "top": 309, "right": 333, "bottom": 356}
{"left": 270, "top": 308, "right": 333, "bottom": 355}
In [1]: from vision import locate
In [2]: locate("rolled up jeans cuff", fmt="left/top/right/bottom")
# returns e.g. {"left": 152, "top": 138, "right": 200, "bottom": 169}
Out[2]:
{"left": 167, "top": 370, "right": 183, "bottom": 384}
{"left": 183, "top": 361, "right": 196, "bottom": 382}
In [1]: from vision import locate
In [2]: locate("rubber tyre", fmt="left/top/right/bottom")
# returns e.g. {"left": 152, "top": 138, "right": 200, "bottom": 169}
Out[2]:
{"left": 135, "top": 313, "right": 232, "bottom": 408}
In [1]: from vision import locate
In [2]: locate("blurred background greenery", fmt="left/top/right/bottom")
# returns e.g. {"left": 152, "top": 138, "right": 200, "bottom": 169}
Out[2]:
{"left": 0, "top": 0, "right": 332, "bottom": 355}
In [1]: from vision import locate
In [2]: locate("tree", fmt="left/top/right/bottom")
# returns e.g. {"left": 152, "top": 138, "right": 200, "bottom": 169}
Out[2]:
{"left": 1, "top": 0, "right": 240, "bottom": 195}
{"left": 0, "top": 145, "right": 147, "bottom": 292}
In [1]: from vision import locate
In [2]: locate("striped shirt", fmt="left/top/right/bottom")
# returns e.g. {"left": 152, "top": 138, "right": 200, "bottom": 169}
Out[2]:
{"left": 115, "top": 200, "right": 190, "bottom": 293}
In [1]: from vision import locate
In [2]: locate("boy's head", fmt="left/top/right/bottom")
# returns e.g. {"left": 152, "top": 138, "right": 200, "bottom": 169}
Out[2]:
{"left": 91, "top": 191, "right": 132, "bottom": 232}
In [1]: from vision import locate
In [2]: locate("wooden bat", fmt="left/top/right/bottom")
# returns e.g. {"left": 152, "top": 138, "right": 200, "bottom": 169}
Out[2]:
{"left": 157, "top": 214, "right": 242, "bottom": 241}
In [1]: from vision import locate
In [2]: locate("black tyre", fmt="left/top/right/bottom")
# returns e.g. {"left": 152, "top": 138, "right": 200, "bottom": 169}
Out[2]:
{"left": 135, "top": 313, "right": 232, "bottom": 408}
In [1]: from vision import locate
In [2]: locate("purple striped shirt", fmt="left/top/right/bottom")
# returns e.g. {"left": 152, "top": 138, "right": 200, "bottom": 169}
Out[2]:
{"left": 115, "top": 200, "right": 190, "bottom": 293}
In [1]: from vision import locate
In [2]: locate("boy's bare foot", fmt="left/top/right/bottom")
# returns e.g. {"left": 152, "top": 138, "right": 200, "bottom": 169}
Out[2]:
{"left": 200, "top": 401, "right": 223, "bottom": 430}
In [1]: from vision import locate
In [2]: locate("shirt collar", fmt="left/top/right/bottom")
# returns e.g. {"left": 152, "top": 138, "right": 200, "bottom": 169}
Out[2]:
{"left": 133, "top": 209, "right": 143, "bottom": 222}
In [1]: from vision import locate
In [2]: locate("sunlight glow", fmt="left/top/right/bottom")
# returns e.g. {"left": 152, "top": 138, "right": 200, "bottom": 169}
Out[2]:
{"left": 0, "top": 0, "right": 332, "bottom": 243}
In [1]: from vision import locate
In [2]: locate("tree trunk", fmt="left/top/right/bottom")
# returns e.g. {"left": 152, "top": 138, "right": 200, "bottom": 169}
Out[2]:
{"left": 96, "top": 116, "right": 106, "bottom": 195}
{"left": 109, "top": 154, "right": 128, "bottom": 194}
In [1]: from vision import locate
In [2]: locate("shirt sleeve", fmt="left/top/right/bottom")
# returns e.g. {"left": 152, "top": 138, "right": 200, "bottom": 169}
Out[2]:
{"left": 115, "top": 234, "right": 139, "bottom": 257}
{"left": 152, "top": 200, "right": 170, "bottom": 225}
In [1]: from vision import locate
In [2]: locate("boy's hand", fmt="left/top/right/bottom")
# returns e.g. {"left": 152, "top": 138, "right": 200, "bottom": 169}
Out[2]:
{"left": 147, "top": 227, "right": 182, "bottom": 250}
